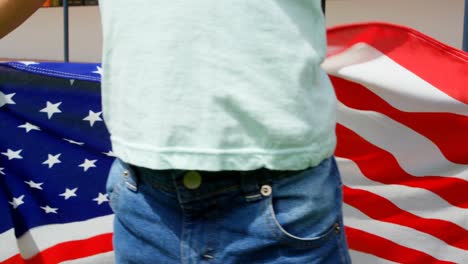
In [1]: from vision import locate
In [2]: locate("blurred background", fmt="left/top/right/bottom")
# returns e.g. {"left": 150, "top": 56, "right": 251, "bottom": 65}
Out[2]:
{"left": 0, "top": 0, "right": 465, "bottom": 62}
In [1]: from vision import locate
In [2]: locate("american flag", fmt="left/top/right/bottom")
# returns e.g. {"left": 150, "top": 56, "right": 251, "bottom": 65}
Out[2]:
{"left": 0, "top": 62, "right": 115, "bottom": 263}
{"left": 327, "top": 23, "right": 468, "bottom": 263}
{"left": 1, "top": 22, "right": 467, "bottom": 263}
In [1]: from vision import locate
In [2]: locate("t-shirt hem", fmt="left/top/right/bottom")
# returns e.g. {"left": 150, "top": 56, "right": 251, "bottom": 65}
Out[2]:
{"left": 110, "top": 138, "right": 336, "bottom": 171}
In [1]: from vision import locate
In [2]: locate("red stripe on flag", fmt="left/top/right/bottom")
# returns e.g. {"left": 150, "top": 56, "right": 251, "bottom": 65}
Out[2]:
{"left": 332, "top": 76, "right": 468, "bottom": 164}
{"left": 345, "top": 226, "right": 456, "bottom": 264}
{"left": 1, "top": 233, "right": 113, "bottom": 264}
{"left": 344, "top": 186, "right": 468, "bottom": 250}
{"left": 327, "top": 23, "right": 468, "bottom": 104}
{"left": 335, "top": 124, "right": 468, "bottom": 208}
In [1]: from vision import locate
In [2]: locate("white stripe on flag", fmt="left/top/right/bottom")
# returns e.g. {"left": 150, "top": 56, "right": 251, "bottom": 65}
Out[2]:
{"left": 0, "top": 228, "right": 19, "bottom": 262}
{"left": 17, "top": 214, "right": 114, "bottom": 259}
{"left": 323, "top": 43, "right": 468, "bottom": 115}
{"left": 349, "top": 250, "right": 399, "bottom": 264}
{"left": 343, "top": 204, "right": 468, "bottom": 263}
{"left": 337, "top": 102, "right": 468, "bottom": 180}
{"left": 337, "top": 157, "right": 468, "bottom": 229}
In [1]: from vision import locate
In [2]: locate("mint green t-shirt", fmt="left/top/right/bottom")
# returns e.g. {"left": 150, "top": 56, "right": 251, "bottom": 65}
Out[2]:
{"left": 99, "top": 0, "right": 337, "bottom": 171}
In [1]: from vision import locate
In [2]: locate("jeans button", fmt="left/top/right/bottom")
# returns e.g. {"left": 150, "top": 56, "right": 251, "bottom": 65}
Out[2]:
{"left": 260, "top": 185, "right": 272, "bottom": 196}
{"left": 183, "top": 171, "right": 202, "bottom": 190}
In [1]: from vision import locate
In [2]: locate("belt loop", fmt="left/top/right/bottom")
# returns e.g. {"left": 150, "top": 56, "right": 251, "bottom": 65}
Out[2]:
{"left": 240, "top": 172, "right": 262, "bottom": 202}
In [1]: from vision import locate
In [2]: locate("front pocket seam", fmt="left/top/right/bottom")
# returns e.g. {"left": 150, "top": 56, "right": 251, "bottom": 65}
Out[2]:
{"left": 265, "top": 196, "right": 339, "bottom": 248}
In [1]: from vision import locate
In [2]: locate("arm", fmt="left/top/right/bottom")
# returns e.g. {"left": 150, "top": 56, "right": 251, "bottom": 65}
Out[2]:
{"left": 0, "top": 0, "right": 46, "bottom": 39}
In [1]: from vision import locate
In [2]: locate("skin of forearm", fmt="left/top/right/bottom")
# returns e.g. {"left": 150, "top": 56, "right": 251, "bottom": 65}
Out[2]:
{"left": 0, "top": 0, "right": 46, "bottom": 39}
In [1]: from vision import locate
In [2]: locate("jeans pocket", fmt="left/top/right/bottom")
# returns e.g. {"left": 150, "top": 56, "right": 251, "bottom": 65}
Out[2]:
{"left": 265, "top": 195, "right": 341, "bottom": 248}
{"left": 263, "top": 158, "right": 344, "bottom": 248}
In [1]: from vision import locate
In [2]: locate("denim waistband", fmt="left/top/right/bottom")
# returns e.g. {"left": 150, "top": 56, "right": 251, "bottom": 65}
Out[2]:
{"left": 126, "top": 164, "right": 301, "bottom": 203}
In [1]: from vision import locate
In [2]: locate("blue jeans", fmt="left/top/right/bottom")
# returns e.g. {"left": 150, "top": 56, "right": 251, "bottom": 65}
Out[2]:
{"left": 106, "top": 157, "right": 351, "bottom": 264}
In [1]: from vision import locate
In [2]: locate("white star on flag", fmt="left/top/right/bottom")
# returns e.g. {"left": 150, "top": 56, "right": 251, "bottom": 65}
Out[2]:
{"left": 63, "top": 138, "right": 85, "bottom": 146}
{"left": 92, "top": 66, "right": 103, "bottom": 76}
{"left": 1, "top": 149, "right": 23, "bottom": 160}
{"left": 93, "top": 193, "right": 109, "bottom": 205}
{"left": 40, "top": 101, "right": 62, "bottom": 119}
{"left": 24, "top": 180, "right": 43, "bottom": 190}
{"left": 102, "top": 150, "right": 115, "bottom": 157}
{"left": 9, "top": 195, "right": 25, "bottom": 209}
{"left": 0, "top": 92, "right": 16, "bottom": 108}
{"left": 0, "top": 167, "right": 4, "bottom": 175}
{"left": 42, "top": 153, "right": 61, "bottom": 168}
{"left": 18, "top": 122, "right": 41, "bottom": 133}
{"left": 83, "top": 110, "right": 103, "bottom": 127}
{"left": 41, "top": 205, "right": 58, "bottom": 214}
{"left": 59, "top": 188, "right": 78, "bottom": 200}
{"left": 17, "top": 61, "right": 39, "bottom": 66}
{"left": 79, "top": 159, "right": 97, "bottom": 172}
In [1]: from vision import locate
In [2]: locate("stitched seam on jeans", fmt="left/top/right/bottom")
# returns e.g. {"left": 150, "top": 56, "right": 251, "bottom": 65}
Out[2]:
{"left": 266, "top": 196, "right": 339, "bottom": 248}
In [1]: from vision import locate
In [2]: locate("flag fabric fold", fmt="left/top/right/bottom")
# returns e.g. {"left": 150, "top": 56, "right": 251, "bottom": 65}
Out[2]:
{"left": 326, "top": 23, "right": 468, "bottom": 264}
{"left": 0, "top": 63, "right": 114, "bottom": 264}
{"left": 1, "top": 22, "right": 467, "bottom": 263}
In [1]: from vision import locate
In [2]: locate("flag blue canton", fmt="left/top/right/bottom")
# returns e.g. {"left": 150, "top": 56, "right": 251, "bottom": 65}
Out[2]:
{"left": 0, "top": 62, "right": 113, "bottom": 238}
